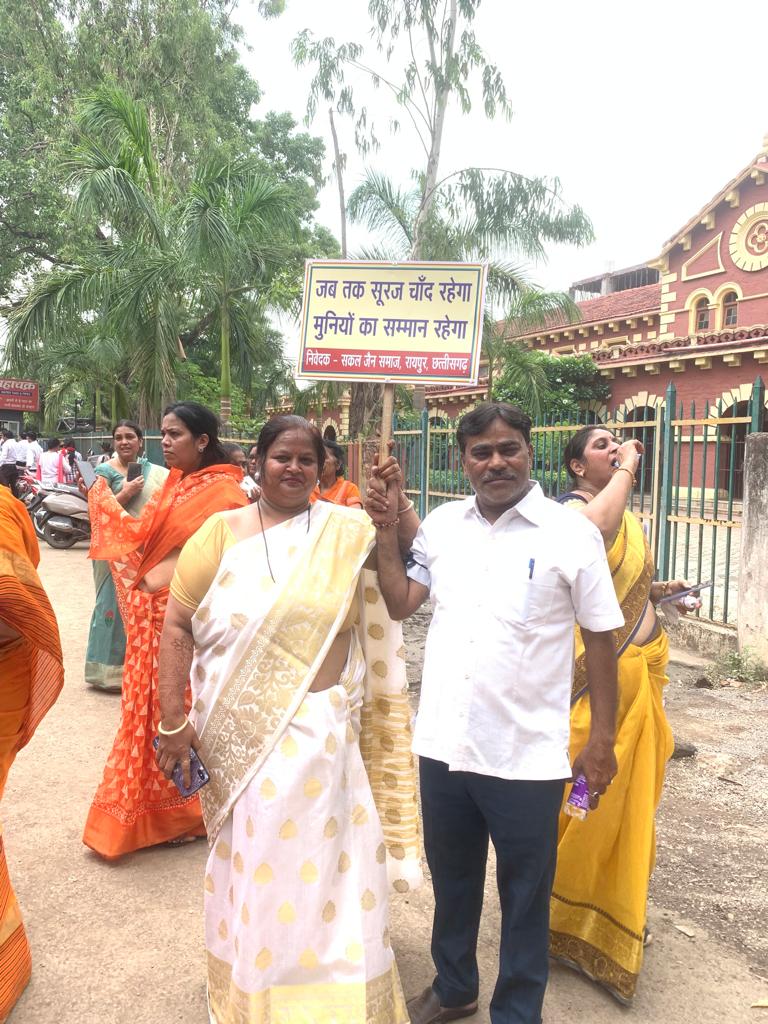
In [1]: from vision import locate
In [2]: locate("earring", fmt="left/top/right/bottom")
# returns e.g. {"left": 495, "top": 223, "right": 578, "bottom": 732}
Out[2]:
{"left": 198, "top": 447, "right": 205, "bottom": 453}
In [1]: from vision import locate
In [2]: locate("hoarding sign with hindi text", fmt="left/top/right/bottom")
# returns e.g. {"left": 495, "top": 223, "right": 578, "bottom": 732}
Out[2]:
{"left": 0, "top": 378, "right": 40, "bottom": 412}
{"left": 297, "top": 260, "right": 486, "bottom": 384}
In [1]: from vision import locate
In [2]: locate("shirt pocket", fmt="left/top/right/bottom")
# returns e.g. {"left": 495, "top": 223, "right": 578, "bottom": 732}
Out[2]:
{"left": 495, "top": 568, "right": 561, "bottom": 629}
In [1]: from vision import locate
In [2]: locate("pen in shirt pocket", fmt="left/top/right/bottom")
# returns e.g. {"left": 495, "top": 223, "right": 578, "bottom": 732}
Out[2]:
{"left": 528, "top": 558, "right": 535, "bottom": 580}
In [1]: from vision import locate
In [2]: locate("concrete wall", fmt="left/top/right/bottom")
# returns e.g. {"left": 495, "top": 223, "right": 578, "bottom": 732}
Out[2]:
{"left": 738, "top": 433, "right": 768, "bottom": 664}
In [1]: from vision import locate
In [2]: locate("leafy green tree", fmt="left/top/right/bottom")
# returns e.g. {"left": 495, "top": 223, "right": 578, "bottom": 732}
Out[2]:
{"left": 0, "top": 0, "right": 261, "bottom": 302}
{"left": 5, "top": 89, "right": 303, "bottom": 425}
{"left": 494, "top": 348, "right": 609, "bottom": 420}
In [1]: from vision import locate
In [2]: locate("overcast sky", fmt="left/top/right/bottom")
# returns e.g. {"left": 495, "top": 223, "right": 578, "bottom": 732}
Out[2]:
{"left": 238, "top": 0, "right": 768, "bottom": 294}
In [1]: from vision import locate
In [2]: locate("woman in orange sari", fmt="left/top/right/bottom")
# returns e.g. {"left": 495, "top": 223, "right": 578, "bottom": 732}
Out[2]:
{"left": 83, "top": 402, "right": 248, "bottom": 859}
{"left": 0, "top": 483, "right": 64, "bottom": 1020}
{"left": 311, "top": 439, "right": 363, "bottom": 507}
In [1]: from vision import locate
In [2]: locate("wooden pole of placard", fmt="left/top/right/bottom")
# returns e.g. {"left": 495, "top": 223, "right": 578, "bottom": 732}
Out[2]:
{"left": 379, "top": 381, "right": 395, "bottom": 464}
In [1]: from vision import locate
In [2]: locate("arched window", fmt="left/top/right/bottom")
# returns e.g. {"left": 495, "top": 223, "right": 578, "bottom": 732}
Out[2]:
{"left": 695, "top": 297, "right": 710, "bottom": 331}
{"left": 722, "top": 291, "right": 738, "bottom": 327}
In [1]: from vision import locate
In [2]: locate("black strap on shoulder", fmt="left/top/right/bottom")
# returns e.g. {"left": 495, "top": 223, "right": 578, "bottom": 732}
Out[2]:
{"left": 555, "top": 491, "right": 589, "bottom": 505}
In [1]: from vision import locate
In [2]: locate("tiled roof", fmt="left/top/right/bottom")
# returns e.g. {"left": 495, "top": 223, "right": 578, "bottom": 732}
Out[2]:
{"left": 510, "top": 283, "right": 661, "bottom": 337}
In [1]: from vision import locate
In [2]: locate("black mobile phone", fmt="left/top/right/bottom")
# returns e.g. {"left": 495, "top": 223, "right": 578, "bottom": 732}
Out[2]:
{"left": 126, "top": 462, "right": 142, "bottom": 482}
{"left": 76, "top": 459, "right": 98, "bottom": 490}
{"left": 152, "top": 736, "right": 210, "bottom": 797}
{"left": 657, "top": 580, "right": 712, "bottom": 605}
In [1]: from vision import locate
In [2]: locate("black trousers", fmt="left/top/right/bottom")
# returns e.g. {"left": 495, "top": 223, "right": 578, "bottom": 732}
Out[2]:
{"left": 419, "top": 756, "right": 565, "bottom": 1024}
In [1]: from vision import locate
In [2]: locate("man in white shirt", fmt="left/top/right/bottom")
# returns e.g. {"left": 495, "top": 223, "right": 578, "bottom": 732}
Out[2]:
{"left": 25, "top": 433, "right": 43, "bottom": 473}
{"left": 374, "top": 403, "right": 624, "bottom": 1024}
{"left": 0, "top": 430, "right": 18, "bottom": 466}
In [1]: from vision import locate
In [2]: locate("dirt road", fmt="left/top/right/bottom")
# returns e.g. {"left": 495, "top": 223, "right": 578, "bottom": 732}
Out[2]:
{"left": 4, "top": 546, "right": 767, "bottom": 1022}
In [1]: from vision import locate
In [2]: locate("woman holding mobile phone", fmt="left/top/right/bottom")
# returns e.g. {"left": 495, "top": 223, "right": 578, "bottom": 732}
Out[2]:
{"left": 84, "top": 420, "right": 168, "bottom": 692}
{"left": 549, "top": 426, "right": 699, "bottom": 1005}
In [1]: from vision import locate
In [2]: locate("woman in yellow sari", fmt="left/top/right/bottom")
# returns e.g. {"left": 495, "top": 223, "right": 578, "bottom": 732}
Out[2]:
{"left": 549, "top": 426, "right": 695, "bottom": 1004}
{"left": 156, "top": 415, "right": 420, "bottom": 1024}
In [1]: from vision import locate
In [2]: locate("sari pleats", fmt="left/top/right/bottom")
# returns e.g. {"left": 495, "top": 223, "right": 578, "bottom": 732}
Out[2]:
{"left": 550, "top": 512, "right": 674, "bottom": 1002}
{"left": 83, "top": 465, "right": 247, "bottom": 858}
{"left": 83, "top": 587, "right": 206, "bottom": 857}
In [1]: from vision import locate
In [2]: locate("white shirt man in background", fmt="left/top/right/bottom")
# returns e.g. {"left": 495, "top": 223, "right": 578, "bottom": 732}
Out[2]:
{"left": 373, "top": 403, "right": 624, "bottom": 1024}
{"left": 0, "top": 430, "right": 19, "bottom": 465}
{"left": 25, "top": 433, "right": 43, "bottom": 473}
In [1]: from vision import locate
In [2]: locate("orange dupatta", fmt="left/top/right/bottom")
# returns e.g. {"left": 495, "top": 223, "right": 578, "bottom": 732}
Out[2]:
{"left": 0, "top": 486, "right": 63, "bottom": 748}
{"left": 0, "top": 487, "right": 63, "bottom": 1020}
{"left": 83, "top": 465, "right": 248, "bottom": 859}
{"left": 310, "top": 476, "right": 363, "bottom": 507}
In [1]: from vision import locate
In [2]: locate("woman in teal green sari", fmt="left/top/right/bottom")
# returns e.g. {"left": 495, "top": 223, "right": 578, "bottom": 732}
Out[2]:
{"left": 85, "top": 420, "right": 168, "bottom": 691}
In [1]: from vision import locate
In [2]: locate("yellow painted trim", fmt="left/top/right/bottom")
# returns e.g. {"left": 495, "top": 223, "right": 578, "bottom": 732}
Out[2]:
{"left": 725, "top": 188, "right": 740, "bottom": 208}
{"left": 701, "top": 211, "right": 716, "bottom": 230}
{"left": 729, "top": 202, "right": 768, "bottom": 271}
{"left": 681, "top": 233, "right": 725, "bottom": 282}
{"left": 661, "top": 273, "right": 678, "bottom": 285}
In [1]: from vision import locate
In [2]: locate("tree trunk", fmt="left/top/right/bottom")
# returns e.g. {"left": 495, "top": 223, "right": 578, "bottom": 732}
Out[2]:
{"left": 111, "top": 385, "right": 118, "bottom": 427}
{"left": 330, "top": 104, "right": 376, "bottom": 436}
{"left": 220, "top": 295, "right": 232, "bottom": 424}
{"left": 409, "top": 0, "right": 457, "bottom": 413}
{"left": 329, "top": 107, "right": 347, "bottom": 260}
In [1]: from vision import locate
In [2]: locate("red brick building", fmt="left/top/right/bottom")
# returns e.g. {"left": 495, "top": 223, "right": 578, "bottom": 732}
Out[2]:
{"left": 509, "top": 140, "right": 768, "bottom": 426}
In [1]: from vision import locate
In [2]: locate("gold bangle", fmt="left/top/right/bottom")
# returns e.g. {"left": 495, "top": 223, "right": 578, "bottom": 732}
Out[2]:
{"left": 615, "top": 465, "right": 635, "bottom": 484}
{"left": 374, "top": 517, "right": 400, "bottom": 530}
{"left": 662, "top": 580, "right": 671, "bottom": 598}
{"left": 397, "top": 499, "right": 414, "bottom": 514}
{"left": 158, "top": 717, "right": 189, "bottom": 736}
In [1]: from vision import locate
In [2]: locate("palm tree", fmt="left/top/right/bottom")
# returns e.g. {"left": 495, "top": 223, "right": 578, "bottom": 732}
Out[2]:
{"left": 178, "top": 157, "right": 299, "bottom": 422}
{"left": 485, "top": 290, "right": 580, "bottom": 408}
{"left": 5, "top": 88, "right": 301, "bottom": 425}
{"left": 346, "top": 170, "right": 583, "bottom": 422}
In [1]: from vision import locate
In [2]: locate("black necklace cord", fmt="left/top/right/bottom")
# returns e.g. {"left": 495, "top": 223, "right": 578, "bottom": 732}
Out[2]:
{"left": 256, "top": 500, "right": 312, "bottom": 584}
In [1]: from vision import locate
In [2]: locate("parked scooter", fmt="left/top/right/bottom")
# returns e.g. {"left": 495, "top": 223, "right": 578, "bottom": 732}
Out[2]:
{"left": 34, "top": 482, "right": 91, "bottom": 549}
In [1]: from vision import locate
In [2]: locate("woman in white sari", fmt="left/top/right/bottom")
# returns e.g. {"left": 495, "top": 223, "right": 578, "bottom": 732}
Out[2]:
{"left": 156, "top": 415, "right": 420, "bottom": 1024}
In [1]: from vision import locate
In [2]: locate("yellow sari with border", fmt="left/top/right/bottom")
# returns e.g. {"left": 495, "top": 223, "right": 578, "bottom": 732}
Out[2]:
{"left": 549, "top": 509, "right": 674, "bottom": 1003}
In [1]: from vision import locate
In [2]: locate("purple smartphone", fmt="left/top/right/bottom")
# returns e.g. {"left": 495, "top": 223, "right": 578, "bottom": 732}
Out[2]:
{"left": 152, "top": 736, "right": 210, "bottom": 797}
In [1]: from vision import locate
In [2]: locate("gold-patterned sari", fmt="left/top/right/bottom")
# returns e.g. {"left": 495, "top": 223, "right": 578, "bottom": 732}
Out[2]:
{"left": 550, "top": 509, "right": 674, "bottom": 1003}
{"left": 188, "top": 501, "right": 419, "bottom": 1023}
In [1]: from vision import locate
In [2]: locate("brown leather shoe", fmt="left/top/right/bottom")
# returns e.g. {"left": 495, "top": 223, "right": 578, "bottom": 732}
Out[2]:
{"left": 406, "top": 986, "right": 478, "bottom": 1024}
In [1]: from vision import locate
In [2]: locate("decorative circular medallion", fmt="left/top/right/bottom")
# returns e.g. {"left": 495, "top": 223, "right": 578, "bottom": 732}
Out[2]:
{"left": 730, "top": 203, "right": 768, "bottom": 271}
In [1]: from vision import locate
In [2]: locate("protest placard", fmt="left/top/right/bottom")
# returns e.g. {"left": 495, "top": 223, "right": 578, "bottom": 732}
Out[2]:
{"left": 296, "top": 260, "right": 486, "bottom": 384}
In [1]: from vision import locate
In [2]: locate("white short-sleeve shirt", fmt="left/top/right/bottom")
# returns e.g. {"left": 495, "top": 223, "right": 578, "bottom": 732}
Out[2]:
{"left": 406, "top": 482, "right": 624, "bottom": 781}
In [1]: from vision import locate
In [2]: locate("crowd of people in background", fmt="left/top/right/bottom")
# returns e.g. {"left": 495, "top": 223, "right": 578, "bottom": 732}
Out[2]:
{"left": 0, "top": 399, "right": 700, "bottom": 1024}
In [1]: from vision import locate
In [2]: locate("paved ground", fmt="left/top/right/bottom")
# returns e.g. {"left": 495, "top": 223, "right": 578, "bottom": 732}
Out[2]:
{"left": 4, "top": 546, "right": 768, "bottom": 1023}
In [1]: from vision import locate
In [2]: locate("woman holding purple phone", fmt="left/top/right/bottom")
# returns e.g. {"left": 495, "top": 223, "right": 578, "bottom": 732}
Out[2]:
{"left": 550, "top": 426, "right": 699, "bottom": 1005}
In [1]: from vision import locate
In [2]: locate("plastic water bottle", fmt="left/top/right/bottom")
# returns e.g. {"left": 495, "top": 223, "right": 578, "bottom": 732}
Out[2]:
{"left": 564, "top": 774, "right": 590, "bottom": 820}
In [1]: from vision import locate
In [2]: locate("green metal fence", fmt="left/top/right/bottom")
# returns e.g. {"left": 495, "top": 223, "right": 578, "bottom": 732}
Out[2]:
{"left": 393, "top": 377, "right": 765, "bottom": 627}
